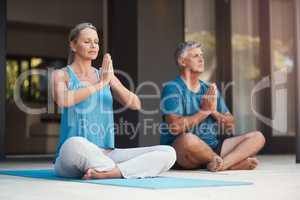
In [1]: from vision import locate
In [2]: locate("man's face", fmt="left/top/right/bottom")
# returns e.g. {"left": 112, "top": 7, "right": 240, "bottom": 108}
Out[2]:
{"left": 180, "top": 47, "right": 204, "bottom": 73}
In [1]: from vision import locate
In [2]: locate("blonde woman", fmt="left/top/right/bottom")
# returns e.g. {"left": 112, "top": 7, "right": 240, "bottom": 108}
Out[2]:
{"left": 52, "top": 23, "right": 176, "bottom": 179}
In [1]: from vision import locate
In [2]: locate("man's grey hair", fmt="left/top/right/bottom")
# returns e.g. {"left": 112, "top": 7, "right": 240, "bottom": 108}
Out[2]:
{"left": 174, "top": 41, "right": 202, "bottom": 66}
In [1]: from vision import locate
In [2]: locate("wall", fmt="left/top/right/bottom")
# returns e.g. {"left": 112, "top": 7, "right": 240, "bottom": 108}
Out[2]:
{"left": 7, "top": 0, "right": 103, "bottom": 58}
{"left": 109, "top": 0, "right": 183, "bottom": 147}
{"left": 137, "top": 0, "right": 184, "bottom": 146}
{"left": 5, "top": 0, "right": 105, "bottom": 154}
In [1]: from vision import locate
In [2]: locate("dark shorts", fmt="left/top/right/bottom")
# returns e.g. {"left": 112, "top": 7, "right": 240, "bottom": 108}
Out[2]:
{"left": 212, "top": 133, "right": 233, "bottom": 155}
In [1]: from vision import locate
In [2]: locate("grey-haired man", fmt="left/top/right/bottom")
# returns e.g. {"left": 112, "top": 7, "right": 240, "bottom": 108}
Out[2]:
{"left": 160, "top": 41, "right": 265, "bottom": 171}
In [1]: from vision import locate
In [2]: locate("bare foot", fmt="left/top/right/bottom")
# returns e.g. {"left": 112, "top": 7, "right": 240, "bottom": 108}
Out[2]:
{"left": 229, "top": 157, "right": 259, "bottom": 170}
{"left": 207, "top": 155, "right": 224, "bottom": 172}
{"left": 82, "top": 168, "right": 103, "bottom": 180}
{"left": 82, "top": 167, "right": 122, "bottom": 180}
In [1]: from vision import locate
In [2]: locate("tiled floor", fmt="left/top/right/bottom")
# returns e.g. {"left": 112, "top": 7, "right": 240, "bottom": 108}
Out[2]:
{"left": 0, "top": 155, "right": 299, "bottom": 200}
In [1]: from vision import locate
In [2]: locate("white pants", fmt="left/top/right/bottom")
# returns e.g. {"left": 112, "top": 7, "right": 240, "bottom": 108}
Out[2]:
{"left": 54, "top": 137, "right": 176, "bottom": 179}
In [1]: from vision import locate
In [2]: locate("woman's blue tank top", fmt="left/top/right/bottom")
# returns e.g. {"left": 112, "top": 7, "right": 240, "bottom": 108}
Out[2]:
{"left": 55, "top": 66, "right": 114, "bottom": 159}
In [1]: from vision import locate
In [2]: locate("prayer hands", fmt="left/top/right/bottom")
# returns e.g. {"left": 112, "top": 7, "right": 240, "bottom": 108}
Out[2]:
{"left": 100, "top": 53, "right": 114, "bottom": 85}
{"left": 201, "top": 83, "right": 217, "bottom": 112}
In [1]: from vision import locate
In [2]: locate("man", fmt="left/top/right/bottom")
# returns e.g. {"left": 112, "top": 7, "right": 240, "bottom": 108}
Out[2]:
{"left": 160, "top": 41, "right": 265, "bottom": 171}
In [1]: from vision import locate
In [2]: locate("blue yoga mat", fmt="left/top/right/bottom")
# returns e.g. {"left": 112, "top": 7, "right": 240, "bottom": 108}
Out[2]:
{"left": 0, "top": 169, "right": 252, "bottom": 189}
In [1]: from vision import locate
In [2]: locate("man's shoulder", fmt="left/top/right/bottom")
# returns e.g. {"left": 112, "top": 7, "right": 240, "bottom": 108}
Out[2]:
{"left": 162, "top": 79, "right": 180, "bottom": 87}
{"left": 162, "top": 78, "right": 184, "bottom": 93}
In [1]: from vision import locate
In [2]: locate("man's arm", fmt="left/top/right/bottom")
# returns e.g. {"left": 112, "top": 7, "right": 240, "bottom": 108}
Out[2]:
{"left": 211, "top": 111, "right": 235, "bottom": 131}
{"left": 201, "top": 83, "right": 235, "bottom": 132}
{"left": 161, "top": 82, "right": 211, "bottom": 135}
{"left": 165, "top": 111, "right": 211, "bottom": 135}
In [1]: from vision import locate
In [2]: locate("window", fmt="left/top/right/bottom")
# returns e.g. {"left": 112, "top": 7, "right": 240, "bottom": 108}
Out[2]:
{"left": 231, "top": 0, "right": 260, "bottom": 133}
{"left": 270, "top": 0, "right": 296, "bottom": 136}
{"left": 185, "top": 0, "right": 216, "bottom": 82}
{"left": 6, "top": 56, "right": 66, "bottom": 103}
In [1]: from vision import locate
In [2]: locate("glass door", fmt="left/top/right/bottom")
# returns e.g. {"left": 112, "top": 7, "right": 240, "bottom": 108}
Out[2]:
{"left": 231, "top": 0, "right": 297, "bottom": 153}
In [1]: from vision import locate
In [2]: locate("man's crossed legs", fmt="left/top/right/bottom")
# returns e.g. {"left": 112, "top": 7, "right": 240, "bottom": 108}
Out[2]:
{"left": 172, "top": 131, "right": 265, "bottom": 171}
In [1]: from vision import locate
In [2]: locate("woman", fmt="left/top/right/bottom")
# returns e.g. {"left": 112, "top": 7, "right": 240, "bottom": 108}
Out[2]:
{"left": 52, "top": 23, "right": 176, "bottom": 179}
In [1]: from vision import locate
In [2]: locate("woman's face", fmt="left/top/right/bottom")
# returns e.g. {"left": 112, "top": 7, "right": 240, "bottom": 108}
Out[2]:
{"left": 71, "top": 28, "right": 99, "bottom": 61}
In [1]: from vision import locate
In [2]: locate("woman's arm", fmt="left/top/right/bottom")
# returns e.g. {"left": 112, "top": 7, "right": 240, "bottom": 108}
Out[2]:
{"left": 52, "top": 54, "right": 113, "bottom": 107}
{"left": 51, "top": 69, "right": 107, "bottom": 107}
{"left": 110, "top": 75, "right": 141, "bottom": 110}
